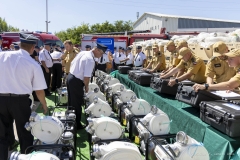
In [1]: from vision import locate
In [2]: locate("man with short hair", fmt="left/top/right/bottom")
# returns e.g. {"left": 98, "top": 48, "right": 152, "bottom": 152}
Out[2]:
{"left": 39, "top": 42, "right": 53, "bottom": 96}
{"left": 85, "top": 45, "right": 91, "bottom": 51}
{"left": 143, "top": 44, "right": 166, "bottom": 73}
{"left": 0, "top": 33, "right": 47, "bottom": 160}
{"left": 61, "top": 40, "right": 78, "bottom": 74}
{"left": 67, "top": 43, "right": 107, "bottom": 129}
{"left": 205, "top": 41, "right": 236, "bottom": 84}
{"left": 9, "top": 44, "right": 15, "bottom": 51}
{"left": 161, "top": 47, "right": 206, "bottom": 86}
{"left": 193, "top": 49, "right": 240, "bottom": 91}
{"left": 134, "top": 46, "right": 146, "bottom": 67}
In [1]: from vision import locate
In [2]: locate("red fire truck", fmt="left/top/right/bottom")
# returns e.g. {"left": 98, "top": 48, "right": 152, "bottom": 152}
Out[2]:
{"left": 1, "top": 31, "right": 63, "bottom": 49}
{"left": 80, "top": 28, "right": 200, "bottom": 50}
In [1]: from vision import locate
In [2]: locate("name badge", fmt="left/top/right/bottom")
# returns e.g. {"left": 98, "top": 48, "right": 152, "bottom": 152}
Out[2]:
{"left": 214, "top": 63, "right": 221, "bottom": 67}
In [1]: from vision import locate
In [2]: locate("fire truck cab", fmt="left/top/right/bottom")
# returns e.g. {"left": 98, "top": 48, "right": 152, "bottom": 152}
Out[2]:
{"left": 1, "top": 31, "right": 63, "bottom": 49}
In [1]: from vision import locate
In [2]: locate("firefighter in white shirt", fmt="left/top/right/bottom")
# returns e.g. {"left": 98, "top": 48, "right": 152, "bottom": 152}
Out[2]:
{"left": 0, "top": 33, "right": 47, "bottom": 160}
{"left": 67, "top": 43, "right": 107, "bottom": 129}
{"left": 51, "top": 46, "right": 63, "bottom": 91}
{"left": 98, "top": 50, "right": 110, "bottom": 73}
{"left": 121, "top": 47, "right": 134, "bottom": 67}
{"left": 134, "top": 45, "right": 146, "bottom": 67}
{"left": 39, "top": 42, "right": 53, "bottom": 96}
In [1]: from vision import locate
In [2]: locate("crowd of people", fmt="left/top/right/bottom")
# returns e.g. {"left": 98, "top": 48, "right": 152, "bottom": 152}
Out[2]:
{"left": 1, "top": 32, "right": 240, "bottom": 160}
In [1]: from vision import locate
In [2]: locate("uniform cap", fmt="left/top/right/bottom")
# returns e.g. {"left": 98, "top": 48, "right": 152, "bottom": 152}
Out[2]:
{"left": 152, "top": 44, "right": 158, "bottom": 49}
{"left": 96, "top": 43, "right": 108, "bottom": 53}
{"left": 114, "top": 47, "right": 117, "bottom": 49}
{"left": 85, "top": 45, "right": 91, "bottom": 48}
{"left": 176, "top": 40, "right": 188, "bottom": 49}
{"left": 127, "top": 47, "right": 132, "bottom": 50}
{"left": 213, "top": 41, "right": 227, "bottom": 57}
{"left": 44, "top": 42, "right": 51, "bottom": 45}
{"left": 166, "top": 40, "right": 175, "bottom": 47}
{"left": 178, "top": 47, "right": 192, "bottom": 59}
{"left": 51, "top": 43, "right": 56, "bottom": 46}
{"left": 137, "top": 45, "right": 142, "bottom": 49}
{"left": 19, "top": 33, "right": 38, "bottom": 44}
{"left": 119, "top": 46, "right": 122, "bottom": 49}
{"left": 61, "top": 46, "right": 65, "bottom": 49}
{"left": 225, "top": 49, "right": 240, "bottom": 58}
{"left": 35, "top": 46, "right": 40, "bottom": 49}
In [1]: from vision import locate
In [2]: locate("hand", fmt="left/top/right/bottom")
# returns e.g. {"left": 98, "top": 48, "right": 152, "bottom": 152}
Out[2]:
{"left": 45, "top": 68, "right": 49, "bottom": 73}
{"left": 41, "top": 104, "right": 48, "bottom": 114}
{"left": 168, "top": 79, "right": 176, "bottom": 87}
{"left": 160, "top": 72, "right": 165, "bottom": 76}
{"left": 149, "top": 70, "right": 154, "bottom": 73}
{"left": 58, "top": 58, "right": 61, "bottom": 62}
{"left": 85, "top": 86, "right": 89, "bottom": 93}
{"left": 192, "top": 84, "right": 205, "bottom": 92}
{"left": 141, "top": 68, "right": 146, "bottom": 71}
{"left": 226, "top": 90, "right": 232, "bottom": 93}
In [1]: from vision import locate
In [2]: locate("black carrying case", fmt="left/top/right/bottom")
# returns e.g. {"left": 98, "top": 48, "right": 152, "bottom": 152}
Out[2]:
{"left": 133, "top": 72, "right": 153, "bottom": 86}
{"left": 175, "top": 86, "right": 222, "bottom": 108}
{"left": 128, "top": 70, "right": 144, "bottom": 81}
{"left": 200, "top": 100, "right": 240, "bottom": 137}
{"left": 118, "top": 66, "right": 132, "bottom": 74}
{"left": 150, "top": 78, "right": 195, "bottom": 96}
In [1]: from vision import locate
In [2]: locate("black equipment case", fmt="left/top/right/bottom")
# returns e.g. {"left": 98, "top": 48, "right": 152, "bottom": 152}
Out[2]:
{"left": 128, "top": 70, "right": 144, "bottom": 81}
{"left": 175, "top": 86, "right": 222, "bottom": 108}
{"left": 133, "top": 72, "right": 153, "bottom": 86}
{"left": 118, "top": 66, "right": 132, "bottom": 74}
{"left": 200, "top": 100, "right": 240, "bottom": 137}
{"left": 150, "top": 78, "right": 195, "bottom": 96}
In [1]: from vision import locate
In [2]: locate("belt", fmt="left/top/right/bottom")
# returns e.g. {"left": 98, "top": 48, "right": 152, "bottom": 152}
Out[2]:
{"left": 0, "top": 93, "right": 29, "bottom": 97}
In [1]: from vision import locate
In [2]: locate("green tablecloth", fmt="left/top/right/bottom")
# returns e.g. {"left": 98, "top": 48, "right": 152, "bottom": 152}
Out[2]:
{"left": 115, "top": 72, "right": 240, "bottom": 160}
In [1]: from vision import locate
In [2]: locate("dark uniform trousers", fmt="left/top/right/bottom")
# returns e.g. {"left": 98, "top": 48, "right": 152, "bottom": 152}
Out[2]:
{"left": 97, "top": 63, "right": 107, "bottom": 73}
{"left": 67, "top": 74, "right": 84, "bottom": 128}
{"left": 41, "top": 66, "right": 52, "bottom": 93}
{"left": 0, "top": 95, "right": 33, "bottom": 160}
{"left": 51, "top": 63, "right": 62, "bottom": 91}
{"left": 126, "top": 64, "right": 133, "bottom": 67}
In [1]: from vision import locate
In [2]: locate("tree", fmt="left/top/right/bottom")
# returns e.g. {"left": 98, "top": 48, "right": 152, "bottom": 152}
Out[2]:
{"left": 0, "top": 17, "right": 19, "bottom": 32}
{"left": 55, "top": 20, "right": 133, "bottom": 44}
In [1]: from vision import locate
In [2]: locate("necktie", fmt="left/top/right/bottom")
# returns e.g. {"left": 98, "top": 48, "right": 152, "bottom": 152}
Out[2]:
{"left": 100, "top": 55, "right": 103, "bottom": 63}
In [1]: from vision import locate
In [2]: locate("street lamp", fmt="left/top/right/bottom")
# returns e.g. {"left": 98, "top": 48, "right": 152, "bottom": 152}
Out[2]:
{"left": 46, "top": 0, "right": 50, "bottom": 33}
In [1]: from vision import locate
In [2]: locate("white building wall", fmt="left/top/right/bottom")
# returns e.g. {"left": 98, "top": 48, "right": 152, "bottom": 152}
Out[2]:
{"left": 161, "top": 17, "right": 179, "bottom": 32}
{"left": 133, "top": 14, "right": 179, "bottom": 33}
{"left": 133, "top": 14, "right": 164, "bottom": 34}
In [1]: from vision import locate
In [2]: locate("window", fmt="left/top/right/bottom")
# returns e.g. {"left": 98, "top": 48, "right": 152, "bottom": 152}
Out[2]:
{"left": 135, "top": 39, "right": 144, "bottom": 42}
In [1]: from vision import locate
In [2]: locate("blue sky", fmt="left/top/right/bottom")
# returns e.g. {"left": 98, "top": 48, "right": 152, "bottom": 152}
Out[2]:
{"left": 0, "top": 0, "right": 240, "bottom": 33}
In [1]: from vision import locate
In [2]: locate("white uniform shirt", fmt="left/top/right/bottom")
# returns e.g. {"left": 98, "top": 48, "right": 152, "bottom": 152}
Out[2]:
{"left": 118, "top": 53, "right": 126, "bottom": 64}
{"left": 0, "top": 49, "right": 47, "bottom": 94}
{"left": 51, "top": 51, "right": 62, "bottom": 64}
{"left": 134, "top": 52, "right": 146, "bottom": 67}
{"left": 98, "top": 53, "right": 109, "bottom": 64}
{"left": 126, "top": 52, "right": 133, "bottom": 65}
{"left": 114, "top": 52, "right": 126, "bottom": 64}
{"left": 39, "top": 48, "right": 53, "bottom": 68}
{"left": 70, "top": 51, "right": 95, "bottom": 81}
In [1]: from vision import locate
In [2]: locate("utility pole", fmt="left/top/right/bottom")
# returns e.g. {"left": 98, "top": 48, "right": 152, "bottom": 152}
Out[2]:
{"left": 45, "top": 0, "right": 50, "bottom": 32}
